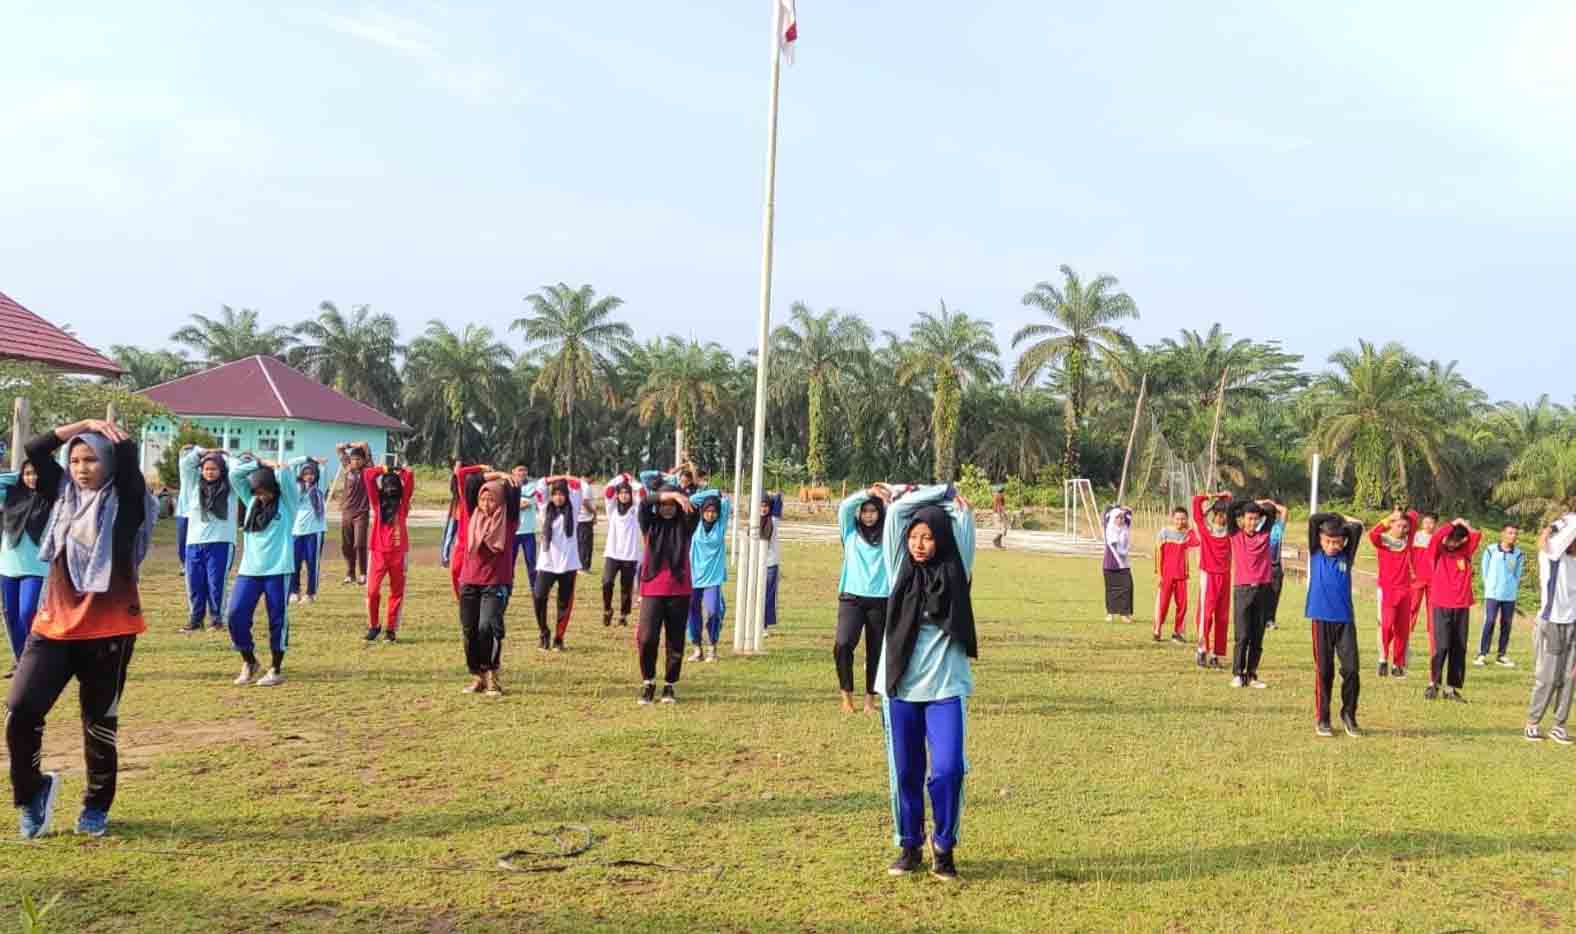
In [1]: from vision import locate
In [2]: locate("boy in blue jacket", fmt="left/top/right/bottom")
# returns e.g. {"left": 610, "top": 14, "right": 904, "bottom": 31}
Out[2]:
{"left": 1307, "top": 511, "right": 1367, "bottom": 738}
{"left": 1476, "top": 524, "right": 1523, "bottom": 668}
{"left": 685, "top": 490, "right": 729, "bottom": 662}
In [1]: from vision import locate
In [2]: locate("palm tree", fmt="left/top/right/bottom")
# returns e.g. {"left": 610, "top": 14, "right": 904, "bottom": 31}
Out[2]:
{"left": 897, "top": 302, "right": 1002, "bottom": 482}
{"left": 403, "top": 322, "right": 514, "bottom": 460}
{"left": 1307, "top": 341, "right": 1445, "bottom": 509}
{"left": 512, "top": 283, "right": 632, "bottom": 466}
{"left": 110, "top": 345, "right": 194, "bottom": 390}
{"left": 290, "top": 302, "right": 403, "bottom": 413}
{"left": 1155, "top": 324, "right": 1305, "bottom": 407}
{"left": 635, "top": 337, "right": 729, "bottom": 458}
{"left": 769, "top": 302, "right": 872, "bottom": 482}
{"left": 170, "top": 306, "right": 296, "bottom": 364}
{"left": 1493, "top": 436, "right": 1576, "bottom": 520}
{"left": 1013, "top": 266, "right": 1139, "bottom": 478}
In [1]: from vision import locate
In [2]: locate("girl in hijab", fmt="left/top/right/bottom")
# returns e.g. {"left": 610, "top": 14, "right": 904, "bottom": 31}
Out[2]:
{"left": 9, "top": 418, "right": 157, "bottom": 839}
{"left": 635, "top": 483, "right": 700, "bottom": 704}
{"left": 447, "top": 461, "right": 486, "bottom": 598}
{"left": 455, "top": 468, "right": 519, "bottom": 696}
{"left": 1, "top": 460, "right": 50, "bottom": 675}
{"left": 178, "top": 446, "right": 237, "bottom": 632}
{"left": 874, "top": 482, "right": 976, "bottom": 881}
{"left": 288, "top": 459, "right": 327, "bottom": 605}
{"left": 1102, "top": 505, "right": 1135, "bottom": 624}
{"left": 760, "top": 492, "right": 784, "bottom": 632}
{"left": 685, "top": 489, "right": 730, "bottom": 663}
{"left": 601, "top": 474, "right": 645, "bottom": 627}
{"left": 531, "top": 475, "right": 585, "bottom": 652}
{"left": 225, "top": 454, "right": 305, "bottom": 687}
{"left": 362, "top": 460, "right": 415, "bottom": 643}
{"left": 834, "top": 486, "right": 889, "bottom": 713}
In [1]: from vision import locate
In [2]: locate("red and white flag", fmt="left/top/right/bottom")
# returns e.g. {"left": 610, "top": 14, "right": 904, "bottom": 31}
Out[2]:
{"left": 778, "top": 0, "right": 798, "bottom": 64}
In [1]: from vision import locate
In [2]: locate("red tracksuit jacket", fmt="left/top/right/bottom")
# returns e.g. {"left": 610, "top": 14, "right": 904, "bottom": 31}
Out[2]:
{"left": 1425, "top": 525, "right": 1482, "bottom": 609}
{"left": 1191, "top": 494, "right": 1232, "bottom": 577}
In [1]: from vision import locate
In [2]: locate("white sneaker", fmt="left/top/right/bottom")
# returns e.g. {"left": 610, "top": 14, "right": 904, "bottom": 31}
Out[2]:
{"left": 254, "top": 668, "right": 285, "bottom": 687}
{"left": 1551, "top": 726, "right": 1572, "bottom": 746}
{"left": 1497, "top": 657, "right": 1516, "bottom": 668}
{"left": 288, "top": 594, "right": 301, "bottom": 605}
{"left": 1249, "top": 679, "right": 1268, "bottom": 689}
{"left": 1473, "top": 655, "right": 1487, "bottom": 667}
{"left": 686, "top": 647, "right": 703, "bottom": 662}
{"left": 234, "top": 662, "right": 257, "bottom": 685}
{"left": 305, "top": 595, "right": 316, "bottom": 605}
{"left": 1105, "top": 615, "right": 1113, "bottom": 623}
{"left": 1230, "top": 676, "right": 1244, "bottom": 688}
{"left": 705, "top": 645, "right": 718, "bottom": 663}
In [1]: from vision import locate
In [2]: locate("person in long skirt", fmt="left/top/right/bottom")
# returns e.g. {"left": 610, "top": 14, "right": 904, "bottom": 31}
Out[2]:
{"left": 874, "top": 482, "right": 976, "bottom": 881}
{"left": 834, "top": 487, "right": 888, "bottom": 713}
{"left": 1102, "top": 505, "right": 1134, "bottom": 624}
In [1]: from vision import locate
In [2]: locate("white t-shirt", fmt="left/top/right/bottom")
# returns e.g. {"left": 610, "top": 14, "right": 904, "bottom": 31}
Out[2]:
{"left": 533, "top": 479, "right": 585, "bottom": 574}
{"left": 1539, "top": 515, "right": 1576, "bottom": 625}
{"left": 602, "top": 477, "right": 645, "bottom": 562}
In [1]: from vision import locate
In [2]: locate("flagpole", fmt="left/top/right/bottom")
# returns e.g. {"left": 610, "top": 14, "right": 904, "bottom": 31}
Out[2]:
{"left": 737, "top": 0, "right": 786, "bottom": 656}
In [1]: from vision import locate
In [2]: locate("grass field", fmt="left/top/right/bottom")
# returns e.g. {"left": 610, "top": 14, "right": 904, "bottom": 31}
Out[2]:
{"left": 2, "top": 526, "right": 1573, "bottom": 933}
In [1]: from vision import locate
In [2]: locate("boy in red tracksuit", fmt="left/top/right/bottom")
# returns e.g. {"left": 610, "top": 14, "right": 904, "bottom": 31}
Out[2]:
{"left": 1192, "top": 493, "right": 1233, "bottom": 669}
{"left": 364, "top": 462, "right": 415, "bottom": 642}
{"left": 1368, "top": 507, "right": 1419, "bottom": 678}
{"left": 1424, "top": 519, "right": 1481, "bottom": 702}
{"left": 1406, "top": 512, "right": 1438, "bottom": 666}
{"left": 1153, "top": 507, "right": 1198, "bottom": 643}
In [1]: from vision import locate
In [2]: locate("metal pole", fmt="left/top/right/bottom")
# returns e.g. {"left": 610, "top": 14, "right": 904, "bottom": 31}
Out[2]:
{"left": 10, "top": 397, "right": 29, "bottom": 472}
{"left": 731, "top": 426, "right": 745, "bottom": 567}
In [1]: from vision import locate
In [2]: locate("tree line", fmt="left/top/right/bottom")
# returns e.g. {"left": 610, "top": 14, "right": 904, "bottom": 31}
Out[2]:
{"left": 103, "top": 268, "right": 1576, "bottom": 521}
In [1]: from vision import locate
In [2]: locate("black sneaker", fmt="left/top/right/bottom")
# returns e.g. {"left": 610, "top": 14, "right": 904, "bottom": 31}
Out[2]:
{"left": 177, "top": 623, "right": 202, "bottom": 634}
{"left": 1392, "top": 666, "right": 1406, "bottom": 678}
{"left": 603, "top": 612, "right": 613, "bottom": 627}
{"left": 638, "top": 682, "right": 656, "bottom": 706}
{"left": 1424, "top": 684, "right": 1439, "bottom": 700}
{"left": 552, "top": 638, "right": 565, "bottom": 653}
{"left": 618, "top": 616, "right": 629, "bottom": 627}
{"left": 1152, "top": 633, "right": 1162, "bottom": 643}
{"left": 1195, "top": 649, "right": 1206, "bottom": 668}
{"left": 537, "top": 633, "right": 551, "bottom": 653}
{"left": 930, "top": 846, "right": 958, "bottom": 881}
{"left": 1378, "top": 661, "right": 1389, "bottom": 677}
{"left": 383, "top": 630, "right": 397, "bottom": 643}
{"left": 1446, "top": 690, "right": 1467, "bottom": 703}
{"left": 887, "top": 846, "right": 924, "bottom": 876}
{"left": 660, "top": 684, "right": 677, "bottom": 704}
{"left": 364, "top": 627, "right": 381, "bottom": 642}
{"left": 207, "top": 622, "right": 224, "bottom": 632}
{"left": 1171, "top": 634, "right": 1185, "bottom": 644}
{"left": 1208, "top": 656, "right": 1223, "bottom": 669}
{"left": 1340, "top": 713, "right": 1362, "bottom": 737}
{"left": 1315, "top": 721, "right": 1334, "bottom": 738}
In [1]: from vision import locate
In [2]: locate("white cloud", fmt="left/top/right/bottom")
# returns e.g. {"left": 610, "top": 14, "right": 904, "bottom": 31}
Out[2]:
{"left": 1176, "top": 113, "right": 1312, "bottom": 154}
{"left": 306, "top": 6, "right": 512, "bottom": 104}
{"left": 311, "top": 10, "right": 436, "bottom": 56}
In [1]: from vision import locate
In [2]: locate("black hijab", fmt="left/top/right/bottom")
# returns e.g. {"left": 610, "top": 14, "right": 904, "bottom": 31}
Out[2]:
{"left": 298, "top": 462, "right": 325, "bottom": 521}
{"left": 613, "top": 480, "right": 635, "bottom": 516}
{"left": 701, "top": 497, "right": 721, "bottom": 533}
{"left": 378, "top": 471, "right": 404, "bottom": 525}
{"left": 855, "top": 495, "right": 885, "bottom": 547}
{"left": 243, "top": 467, "right": 282, "bottom": 533}
{"left": 544, "top": 479, "right": 575, "bottom": 541}
{"left": 884, "top": 505, "right": 977, "bottom": 694}
{"left": 760, "top": 494, "right": 776, "bottom": 542}
{"left": 2, "top": 468, "right": 50, "bottom": 549}
{"left": 640, "top": 484, "right": 695, "bottom": 583}
{"left": 199, "top": 452, "right": 233, "bottom": 521}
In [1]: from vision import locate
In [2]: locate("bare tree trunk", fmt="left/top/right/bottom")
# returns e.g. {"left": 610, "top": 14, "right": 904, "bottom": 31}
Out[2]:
{"left": 1116, "top": 374, "right": 1147, "bottom": 504}
{"left": 1206, "top": 367, "right": 1229, "bottom": 490}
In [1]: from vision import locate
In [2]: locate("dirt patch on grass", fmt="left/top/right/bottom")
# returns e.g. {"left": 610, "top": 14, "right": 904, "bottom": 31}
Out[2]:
{"left": 0, "top": 718, "right": 275, "bottom": 773}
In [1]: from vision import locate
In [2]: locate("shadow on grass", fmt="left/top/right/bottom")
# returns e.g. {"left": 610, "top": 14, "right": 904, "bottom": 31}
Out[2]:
{"left": 965, "top": 829, "right": 1576, "bottom": 884}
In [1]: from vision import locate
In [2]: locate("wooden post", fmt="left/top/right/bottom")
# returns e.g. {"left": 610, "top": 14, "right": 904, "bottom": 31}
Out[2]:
{"left": 1115, "top": 374, "right": 1147, "bottom": 505}
{"left": 1205, "top": 367, "right": 1229, "bottom": 490}
{"left": 105, "top": 401, "right": 119, "bottom": 424}
{"left": 10, "top": 397, "right": 29, "bottom": 471}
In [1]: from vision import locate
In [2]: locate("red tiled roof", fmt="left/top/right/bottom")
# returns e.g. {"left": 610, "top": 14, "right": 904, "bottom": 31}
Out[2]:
{"left": 140, "top": 355, "right": 409, "bottom": 431}
{"left": 0, "top": 290, "right": 125, "bottom": 377}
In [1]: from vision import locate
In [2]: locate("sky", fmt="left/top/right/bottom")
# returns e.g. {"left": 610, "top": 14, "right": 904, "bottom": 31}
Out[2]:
{"left": 2, "top": 1, "right": 1572, "bottom": 402}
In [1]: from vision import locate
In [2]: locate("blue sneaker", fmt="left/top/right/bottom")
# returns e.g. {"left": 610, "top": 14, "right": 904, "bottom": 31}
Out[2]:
{"left": 18, "top": 772, "right": 59, "bottom": 840}
{"left": 75, "top": 807, "right": 109, "bottom": 837}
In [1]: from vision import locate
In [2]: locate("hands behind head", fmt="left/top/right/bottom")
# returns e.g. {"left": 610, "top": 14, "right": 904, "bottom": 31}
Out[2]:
{"left": 663, "top": 491, "right": 694, "bottom": 513}
{"left": 77, "top": 419, "right": 128, "bottom": 444}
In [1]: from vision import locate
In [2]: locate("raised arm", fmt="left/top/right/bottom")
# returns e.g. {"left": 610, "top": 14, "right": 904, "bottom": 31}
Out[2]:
{"left": 1544, "top": 515, "right": 1576, "bottom": 559}
{"left": 881, "top": 483, "right": 954, "bottom": 582}
{"left": 1308, "top": 512, "right": 1340, "bottom": 556}
{"left": 229, "top": 456, "right": 260, "bottom": 505}
{"left": 837, "top": 491, "right": 865, "bottom": 542}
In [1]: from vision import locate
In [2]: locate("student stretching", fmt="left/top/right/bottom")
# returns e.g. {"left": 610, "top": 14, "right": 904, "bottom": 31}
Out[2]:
{"left": 174, "top": 464, "right": 194, "bottom": 580}
{"left": 875, "top": 483, "right": 976, "bottom": 881}
{"left": 835, "top": 487, "right": 890, "bottom": 713}
{"left": 1192, "top": 493, "right": 1233, "bottom": 669}
{"left": 1101, "top": 505, "right": 1134, "bottom": 624}
{"left": 456, "top": 471, "right": 520, "bottom": 696}
{"left": 226, "top": 455, "right": 304, "bottom": 687}
{"left": 363, "top": 461, "right": 414, "bottom": 643}
{"left": 1264, "top": 502, "right": 1287, "bottom": 629}
{"left": 439, "top": 459, "right": 468, "bottom": 573}
{"left": 1525, "top": 516, "right": 1576, "bottom": 743}
{"left": 1369, "top": 508, "right": 1419, "bottom": 677}
{"left": 685, "top": 490, "right": 730, "bottom": 663}
{"left": 509, "top": 465, "right": 538, "bottom": 593}
{"left": 179, "top": 447, "right": 237, "bottom": 633}
{"left": 1, "top": 461, "right": 50, "bottom": 677}
{"left": 761, "top": 492, "right": 784, "bottom": 632}
{"left": 601, "top": 474, "right": 644, "bottom": 627}
{"left": 576, "top": 477, "right": 597, "bottom": 574}
{"left": 1476, "top": 524, "right": 1523, "bottom": 668}
{"left": 1153, "top": 507, "right": 1198, "bottom": 644}
{"left": 447, "top": 463, "right": 488, "bottom": 598}
{"left": 335, "top": 441, "right": 372, "bottom": 585}
{"left": 288, "top": 459, "right": 327, "bottom": 604}
{"left": 1306, "top": 512, "right": 1367, "bottom": 737}
{"left": 10, "top": 419, "right": 156, "bottom": 838}
{"left": 1405, "top": 512, "right": 1439, "bottom": 669}
{"left": 1424, "top": 519, "right": 1481, "bottom": 702}
{"left": 1227, "top": 496, "right": 1287, "bottom": 689}
{"left": 635, "top": 484, "right": 700, "bottom": 704}
{"left": 532, "top": 477, "right": 584, "bottom": 652}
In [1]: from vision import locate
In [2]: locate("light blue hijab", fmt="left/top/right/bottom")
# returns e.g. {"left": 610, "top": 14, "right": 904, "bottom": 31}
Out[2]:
{"left": 37, "top": 432, "right": 157, "bottom": 593}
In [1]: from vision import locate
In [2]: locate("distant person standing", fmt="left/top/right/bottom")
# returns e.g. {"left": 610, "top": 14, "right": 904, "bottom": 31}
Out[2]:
{"left": 1405, "top": 512, "right": 1440, "bottom": 669}
{"left": 1153, "top": 507, "right": 1198, "bottom": 643}
{"left": 1101, "top": 505, "right": 1134, "bottom": 624}
{"left": 1305, "top": 511, "right": 1367, "bottom": 737}
{"left": 1192, "top": 493, "right": 1234, "bottom": 669}
{"left": 1475, "top": 524, "right": 1524, "bottom": 668}
{"left": 335, "top": 442, "right": 372, "bottom": 585}
{"left": 991, "top": 486, "right": 1008, "bottom": 550}
{"left": 1369, "top": 508, "right": 1420, "bottom": 678}
{"left": 1263, "top": 500, "right": 1287, "bottom": 630}
{"left": 576, "top": 476, "right": 597, "bottom": 574}
{"left": 1423, "top": 518, "right": 1481, "bottom": 702}
{"left": 1525, "top": 516, "right": 1576, "bottom": 743}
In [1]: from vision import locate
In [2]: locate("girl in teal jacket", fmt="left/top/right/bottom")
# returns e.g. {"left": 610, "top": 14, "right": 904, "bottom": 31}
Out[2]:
{"left": 834, "top": 487, "right": 889, "bottom": 713}
{"left": 225, "top": 455, "right": 306, "bottom": 688}
{"left": 686, "top": 490, "right": 729, "bottom": 662}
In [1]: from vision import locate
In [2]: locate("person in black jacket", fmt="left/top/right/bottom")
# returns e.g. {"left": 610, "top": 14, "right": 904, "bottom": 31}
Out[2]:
{"left": 634, "top": 484, "right": 698, "bottom": 705}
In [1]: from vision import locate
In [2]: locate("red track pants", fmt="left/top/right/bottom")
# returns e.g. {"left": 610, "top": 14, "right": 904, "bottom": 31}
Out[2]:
{"left": 1195, "top": 570, "right": 1230, "bottom": 657}
{"left": 1154, "top": 577, "right": 1189, "bottom": 638}
{"left": 1378, "top": 592, "right": 1411, "bottom": 668}
{"left": 368, "top": 551, "right": 408, "bottom": 632}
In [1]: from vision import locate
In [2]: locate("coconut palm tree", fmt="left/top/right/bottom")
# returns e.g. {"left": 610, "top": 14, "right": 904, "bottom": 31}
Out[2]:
{"left": 1013, "top": 266, "right": 1139, "bottom": 479}
{"left": 290, "top": 302, "right": 403, "bottom": 413}
{"left": 513, "top": 283, "right": 632, "bottom": 467}
{"left": 1155, "top": 324, "right": 1305, "bottom": 407}
{"left": 1307, "top": 341, "right": 1445, "bottom": 509}
{"left": 769, "top": 302, "right": 872, "bottom": 482}
{"left": 1493, "top": 435, "right": 1576, "bottom": 520}
{"left": 403, "top": 322, "right": 514, "bottom": 461}
{"left": 110, "top": 345, "right": 194, "bottom": 390}
{"left": 897, "top": 302, "right": 1002, "bottom": 482}
{"left": 169, "top": 306, "right": 296, "bottom": 364}
{"left": 635, "top": 337, "right": 730, "bottom": 459}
